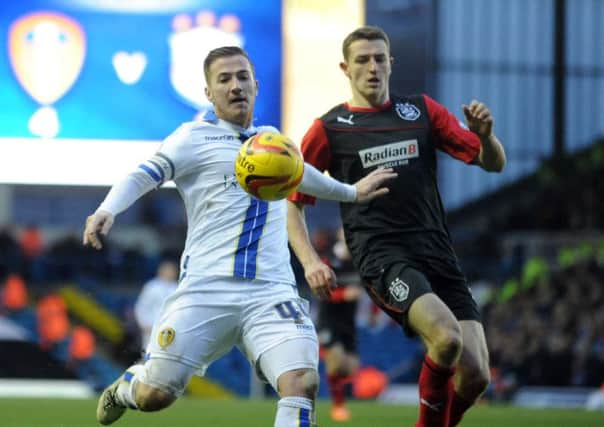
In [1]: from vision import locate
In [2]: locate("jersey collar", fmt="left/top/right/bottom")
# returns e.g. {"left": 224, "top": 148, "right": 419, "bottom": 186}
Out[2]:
{"left": 344, "top": 99, "right": 392, "bottom": 113}
{"left": 216, "top": 119, "right": 256, "bottom": 137}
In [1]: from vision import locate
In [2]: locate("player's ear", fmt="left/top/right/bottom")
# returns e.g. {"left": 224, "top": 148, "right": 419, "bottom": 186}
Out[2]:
{"left": 204, "top": 86, "right": 214, "bottom": 103}
{"left": 339, "top": 61, "right": 350, "bottom": 78}
{"left": 254, "top": 79, "right": 259, "bottom": 95}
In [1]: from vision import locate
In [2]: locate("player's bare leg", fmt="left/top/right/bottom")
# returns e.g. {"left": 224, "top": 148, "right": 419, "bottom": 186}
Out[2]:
{"left": 448, "top": 320, "right": 490, "bottom": 426}
{"left": 408, "top": 293, "right": 462, "bottom": 427}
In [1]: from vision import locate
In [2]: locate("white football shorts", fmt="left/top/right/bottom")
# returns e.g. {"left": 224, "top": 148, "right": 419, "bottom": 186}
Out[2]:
{"left": 142, "top": 275, "right": 318, "bottom": 394}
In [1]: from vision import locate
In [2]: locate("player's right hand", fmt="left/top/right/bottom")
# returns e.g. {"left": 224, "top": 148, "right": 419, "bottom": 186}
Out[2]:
{"left": 304, "top": 259, "right": 336, "bottom": 301}
{"left": 354, "top": 167, "right": 397, "bottom": 203}
{"left": 83, "top": 210, "right": 114, "bottom": 250}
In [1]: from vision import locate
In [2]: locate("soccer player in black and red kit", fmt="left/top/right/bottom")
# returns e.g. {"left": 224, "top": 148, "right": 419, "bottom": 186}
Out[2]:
{"left": 288, "top": 26, "right": 506, "bottom": 427}
{"left": 314, "top": 228, "right": 362, "bottom": 422}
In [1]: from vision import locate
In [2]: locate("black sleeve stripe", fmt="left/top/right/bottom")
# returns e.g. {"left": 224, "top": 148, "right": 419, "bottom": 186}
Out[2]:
{"left": 155, "top": 152, "right": 175, "bottom": 180}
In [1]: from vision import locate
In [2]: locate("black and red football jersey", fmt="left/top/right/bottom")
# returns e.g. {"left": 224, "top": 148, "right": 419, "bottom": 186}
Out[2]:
{"left": 290, "top": 94, "right": 481, "bottom": 281}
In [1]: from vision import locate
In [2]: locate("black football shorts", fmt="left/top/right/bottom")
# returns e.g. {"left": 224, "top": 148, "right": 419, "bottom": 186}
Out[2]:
{"left": 364, "top": 262, "right": 480, "bottom": 335}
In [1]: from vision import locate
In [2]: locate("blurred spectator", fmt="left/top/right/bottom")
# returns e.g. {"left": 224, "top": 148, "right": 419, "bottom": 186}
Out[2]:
{"left": 0, "top": 225, "right": 23, "bottom": 276}
{"left": 68, "top": 325, "right": 96, "bottom": 362}
{"left": 19, "top": 223, "right": 43, "bottom": 258}
{"left": 66, "top": 325, "right": 102, "bottom": 390}
{"left": 37, "top": 292, "right": 70, "bottom": 351}
{"left": 134, "top": 260, "right": 178, "bottom": 350}
{"left": 586, "top": 383, "right": 604, "bottom": 410}
{"left": 316, "top": 228, "right": 361, "bottom": 422}
{"left": 1, "top": 273, "right": 28, "bottom": 312}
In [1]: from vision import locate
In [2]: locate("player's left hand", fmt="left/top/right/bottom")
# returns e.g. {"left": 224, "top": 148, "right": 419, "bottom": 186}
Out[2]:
{"left": 83, "top": 210, "right": 114, "bottom": 250}
{"left": 463, "top": 100, "right": 494, "bottom": 139}
{"left": 304, "top": 259, "right": 336, "bottom": 301}
{"left": 354, "top": 167, "right": 398, "bottom": 203}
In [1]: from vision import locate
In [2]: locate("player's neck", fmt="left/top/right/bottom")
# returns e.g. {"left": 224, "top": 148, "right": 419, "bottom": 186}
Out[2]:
{"left": 217, "top": 117, "right": 252, "bottom": 132}
{"left": 347, "top": 96, "right": 390, "bottom": 109}
{"left": 348, "top": 93, "right": 390, "bottom": 109}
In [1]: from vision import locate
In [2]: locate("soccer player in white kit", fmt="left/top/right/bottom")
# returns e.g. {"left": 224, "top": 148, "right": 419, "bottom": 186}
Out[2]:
{"left": 83, "top": 46, "right": 396, "bottom": 427}
{"left": 133, "top": 260, "right": 178, "bottom": 350}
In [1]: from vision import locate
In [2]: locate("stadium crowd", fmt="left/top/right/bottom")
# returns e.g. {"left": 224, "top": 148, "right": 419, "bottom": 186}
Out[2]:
{"left": 485, "top": 256, "right": 604, "bottom": 396}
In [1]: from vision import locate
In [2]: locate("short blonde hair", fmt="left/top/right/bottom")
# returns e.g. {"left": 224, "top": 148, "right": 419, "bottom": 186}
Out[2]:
{"left": 203, "top": 46, "right": 255, "bottom": 82}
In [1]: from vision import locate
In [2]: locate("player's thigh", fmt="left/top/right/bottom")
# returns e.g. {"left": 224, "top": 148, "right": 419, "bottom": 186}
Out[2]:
{"left": 366, "top": 263, "right": 457, "bottom": 339}
{"left": 408, "top": 293, "right": 460, "bottom": 345}
{"left": 146, "top": 286, "right": 241, "bottom": 375}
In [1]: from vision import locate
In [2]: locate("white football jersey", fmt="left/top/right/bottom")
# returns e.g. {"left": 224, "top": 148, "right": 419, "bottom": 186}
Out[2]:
{"left": 140, "top": 119, "right": 295, "bottom": 285}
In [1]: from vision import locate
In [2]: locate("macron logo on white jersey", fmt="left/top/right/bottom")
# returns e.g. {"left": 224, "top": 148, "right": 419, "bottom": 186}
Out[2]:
{"left": 359, "top": 139, "right": 419, "bottom": 168}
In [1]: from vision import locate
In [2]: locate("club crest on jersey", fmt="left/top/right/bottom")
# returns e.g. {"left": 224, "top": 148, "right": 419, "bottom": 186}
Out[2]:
{"left": 157, "top": 327, "right": 175, "bottom": 348}
{"left": 389, "top": 278, "right": 409, "bottom": 302}
{"left": 395, "top": 102, "right": 421, "bottom": 121}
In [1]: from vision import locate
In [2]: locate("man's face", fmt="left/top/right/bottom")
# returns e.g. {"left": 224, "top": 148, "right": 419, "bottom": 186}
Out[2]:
{"left": 205, "top": 55, "right": 258, "bottom": 128}
{"left": 341, "top": 39, "right": 392, "bottom": 104}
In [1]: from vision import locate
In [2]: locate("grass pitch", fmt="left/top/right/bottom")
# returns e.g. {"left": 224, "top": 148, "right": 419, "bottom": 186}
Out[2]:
{"left": 1, "top": 397, "right": 601, "bottom": 426}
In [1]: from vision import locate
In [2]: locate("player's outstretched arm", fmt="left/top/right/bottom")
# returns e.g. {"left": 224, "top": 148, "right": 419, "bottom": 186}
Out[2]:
{"left": 298, "top": 164, "right": 396, "bottom": 203}
{"left": 287, "top": 201, "right": 336, "bottom": 301}
{"left": 352, "top": 167, "right": 397, "bottom": 203}
{"left": 82, "top": 168, "right": 159, "bottom": 250}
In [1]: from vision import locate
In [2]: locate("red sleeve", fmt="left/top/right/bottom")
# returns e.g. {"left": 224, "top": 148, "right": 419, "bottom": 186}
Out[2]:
{"left": 329, "top": 287, "right": 347, "bottom": 303}
{"left": 288, "top": 118, "right": 332, "bottom": 205}
{"left": 423, "top": 94, "right": 481, "bottom": 164}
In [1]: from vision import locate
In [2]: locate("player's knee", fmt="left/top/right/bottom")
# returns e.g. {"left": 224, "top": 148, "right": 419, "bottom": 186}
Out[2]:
{"left": 278, "top": 369, "right": 319, "bottom": 399}
{"left": 135, "top": 384, "right": 176, "bottom": 412}
{"left": 299, "top": 369, "right": 319, "bottom": 397}
{"left": 431, "top": 324, "right": 463, "bottom": 366}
